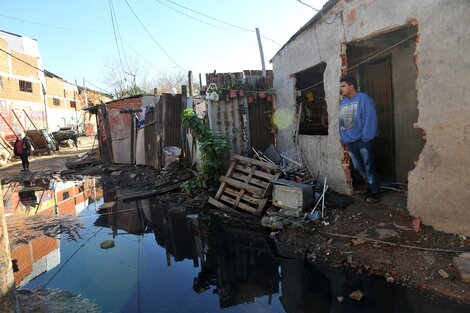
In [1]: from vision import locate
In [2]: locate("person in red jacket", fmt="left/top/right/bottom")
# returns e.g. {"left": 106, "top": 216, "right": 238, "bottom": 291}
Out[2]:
{"left": 13, "top": 132, "right": 32, "bottom": 171}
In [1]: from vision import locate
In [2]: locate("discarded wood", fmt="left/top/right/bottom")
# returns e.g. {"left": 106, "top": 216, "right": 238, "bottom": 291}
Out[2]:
{"left": 116, "top": 189, "right": 157, "bottom": 202}
{"left": 155, "top": 180, "right": 187, "bottom": 194}
{"left": 66, "top": 159, "right": 96, "bottom": 169}
{"left": 209, "top": 154, "right": 281, "bottom": 215}
{"left": 98, "top": 202, "right": 116, "bottom": 210}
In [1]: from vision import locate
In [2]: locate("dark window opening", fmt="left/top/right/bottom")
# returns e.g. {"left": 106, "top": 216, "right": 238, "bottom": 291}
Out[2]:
{"left": 19, "top": 80, "right": 33, "bottom": 93}
{"left": 295, "top": 62, "right": 328, "bottom": 136}
{"left": 70, "top": 100, "right": 76, "bottom": 108}
{"left": 53, "top": 98, "right": 60, "bottom": 106}
{"left": 62, "top": 191, "right": 70, "bottom": 199}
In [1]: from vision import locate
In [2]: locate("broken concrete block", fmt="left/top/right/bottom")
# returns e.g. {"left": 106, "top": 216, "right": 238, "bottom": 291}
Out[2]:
{"left": 98, "top": 202, "right": 116, "bottom": 210}
{"left": 459, "top": 252, "right": 470, "bottom": 260}
{"left": 348, "top": 290, "right": 364, "bottom": 301}
{"left": 351, "top": 238, "right": 368, "bottom": 245}
{"left": 129, "top": 173, "right": 138, "bottom": 179}
{"left": 100, "top": 240, "right": 115, "bottom": 249}
{"left": 453, "top": 257, "right": 470, "bottom": 283}
{"left": 438, "top": 269, "right": 449, "bottom": 279}
{"left": 111, "top": 170, "right": 123, "bottom": 176}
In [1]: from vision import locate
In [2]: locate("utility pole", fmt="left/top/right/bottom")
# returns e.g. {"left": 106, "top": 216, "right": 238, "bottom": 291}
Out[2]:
{"left": 120, "top": 109, "right": 142, "bottom": 165}
{"left": 255, "top": 28, "right": 266, "bottom": 78}
{"left": 83, "top": 78, "right": 88, "bottom": 108}
{"left": 188, "top": 71, "right": 193, "bottom": 97}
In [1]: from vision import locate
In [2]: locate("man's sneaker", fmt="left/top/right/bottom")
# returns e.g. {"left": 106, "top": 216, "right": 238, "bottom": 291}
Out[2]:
{"left": 365, "top": 192, "right": 380, "bottom": 203}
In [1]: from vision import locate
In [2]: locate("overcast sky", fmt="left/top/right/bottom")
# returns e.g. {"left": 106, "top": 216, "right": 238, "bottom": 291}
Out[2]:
{"left": 0, "top": 0, "right": 328, "bottom": 91}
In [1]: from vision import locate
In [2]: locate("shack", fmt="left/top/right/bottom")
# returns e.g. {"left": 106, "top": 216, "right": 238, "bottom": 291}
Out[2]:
{"left": 270, "top": 0, "right": 470, "bottom": 235}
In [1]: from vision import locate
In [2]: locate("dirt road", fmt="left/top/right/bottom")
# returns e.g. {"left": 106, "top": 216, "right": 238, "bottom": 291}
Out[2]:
{"left": 0, "top": 136, "right": 96, "bottom": 182}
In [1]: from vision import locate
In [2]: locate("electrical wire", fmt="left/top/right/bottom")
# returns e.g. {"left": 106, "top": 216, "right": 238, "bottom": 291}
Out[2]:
{"left": 162, "top": 0, "right": 281, "bottom": 46}
{"left": 109, "top": 0, "right": 126, "bottom": 82}
{"left": 296, "top": 0, "right": 320, "bottom": 11}
{"left": 110, "top": 0, "right": 131, "bottom": 74}
{"left": 42, "top": 227, "right": 104, "bottom": 287}
{"left": 123, "top": 0, "right": 182, "bottom": 69}
{"left": 154, "top": 0, "right": 240, "bottom": 32}
{"left": 0, "top": 46, "right": 108, "bottom": 94}
{"left": 0, "top": 13, "right": 104, "bottom": 33}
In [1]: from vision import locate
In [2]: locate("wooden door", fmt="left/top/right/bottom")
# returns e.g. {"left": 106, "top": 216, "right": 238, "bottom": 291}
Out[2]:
{"left": 360, "top": 58, "right": 395, "bottom": 179}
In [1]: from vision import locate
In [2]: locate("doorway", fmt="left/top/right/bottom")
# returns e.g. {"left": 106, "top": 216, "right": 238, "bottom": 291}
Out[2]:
{"left": 346, "top": 23, "right": 425, "bottom": 185}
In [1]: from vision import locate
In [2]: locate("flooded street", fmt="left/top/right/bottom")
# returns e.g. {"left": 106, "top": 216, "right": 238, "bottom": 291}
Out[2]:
{"left": 4, "top": 177, "right": 470, "bottom": 313}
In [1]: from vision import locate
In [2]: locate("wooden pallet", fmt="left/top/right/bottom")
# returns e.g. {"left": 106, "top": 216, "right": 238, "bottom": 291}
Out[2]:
{"left": 209, "top": 154, "right": 281, "bottom": 215}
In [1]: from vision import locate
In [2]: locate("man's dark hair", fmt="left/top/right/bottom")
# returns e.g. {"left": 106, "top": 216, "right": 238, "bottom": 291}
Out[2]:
{"left": 340, "top": 76, "right": 358, "bottom": 90}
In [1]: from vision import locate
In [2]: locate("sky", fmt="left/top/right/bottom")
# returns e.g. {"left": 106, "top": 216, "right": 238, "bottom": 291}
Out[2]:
{"left": 0, "top": 0, "right": 328, "bottom": 93}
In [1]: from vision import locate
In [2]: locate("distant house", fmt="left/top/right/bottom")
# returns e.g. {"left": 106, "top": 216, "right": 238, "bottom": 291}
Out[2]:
{"left": 0, "top": 30, "right": 47, "bottom": 138}
{"left": 271, "top": 0, "right": 469, "bottom": 235}
{"left": 0, "top": 30, "right": 86, "bottom": 136}
{"left": 44, "top": 70, "right": 82, "bottom": 131}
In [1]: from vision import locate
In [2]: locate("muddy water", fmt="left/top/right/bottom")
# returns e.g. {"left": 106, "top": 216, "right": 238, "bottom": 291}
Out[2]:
{"left": 5, "top": 178, "right": 470, "bottom": 313}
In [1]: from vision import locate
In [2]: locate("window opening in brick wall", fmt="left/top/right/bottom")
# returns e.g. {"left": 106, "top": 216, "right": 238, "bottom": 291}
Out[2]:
{"left": 62, "top": 191, "right": 70, "bottom": 200}
{"left": 53, "top": 98, "right": 61, "bottom": 106}
{"left": 70, "top": 100, "right": 76, "bottom": 108}
{"left": 295, "top": 62, "right": 328, "bottom": 135}
{"left": 19, "top": 80, "right": 33, "bottom": 93}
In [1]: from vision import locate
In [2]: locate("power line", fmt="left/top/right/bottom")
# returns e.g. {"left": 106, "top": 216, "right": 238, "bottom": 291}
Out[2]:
{"left": 0, "top": 13, "right": 104, "bottom": 33}
{"left": 295, "top": 0, "right": 320, "bottom": 11}
{"left": 162, "top": 0, "right": 281, "bottom": 46}
{"left": 154, "top": 0, "right": 241, "bottom": 32}
{"left": 123, "top": 0, "right": 182, "bottom": 69}
{"left": 110, "top": 0, "right": 131, "bottom": 72}
{"left": 109, "top": 0, "right": 126, "bottom": 81}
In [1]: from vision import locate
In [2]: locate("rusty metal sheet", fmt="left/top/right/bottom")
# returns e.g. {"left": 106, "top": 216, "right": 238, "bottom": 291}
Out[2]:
{"left": 207, "top": 98, "right": 249, "bottom": 156}
{"left": 161, "top": 94, "right": 184, "bottom": 148}
{"left": 248, "top": 98, "right": 274, "bottom": 153}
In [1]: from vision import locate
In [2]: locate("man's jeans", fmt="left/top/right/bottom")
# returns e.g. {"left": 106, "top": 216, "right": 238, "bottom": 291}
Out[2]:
{"left": 346, "top": 140, "right": 379, "bottom": 193}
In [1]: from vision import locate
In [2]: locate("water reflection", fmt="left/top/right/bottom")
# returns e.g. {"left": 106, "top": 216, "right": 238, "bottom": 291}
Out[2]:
{"left": 5, "top": 178, "right": 470, "bottom": 313}
{"left": 5, "top": 177, "right": 102, "bottom": 287}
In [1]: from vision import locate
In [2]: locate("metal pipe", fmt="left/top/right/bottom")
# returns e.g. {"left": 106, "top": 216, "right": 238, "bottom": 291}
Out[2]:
{"left": 11, "top": 109, "right": 26, "bottom": 132}
{"left": 0, "top": 114, "right": 18, "bottom": 137}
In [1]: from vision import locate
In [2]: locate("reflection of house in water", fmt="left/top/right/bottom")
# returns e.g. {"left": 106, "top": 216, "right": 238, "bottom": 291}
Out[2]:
{"left": 3, "top": 177, "right": 101, "bottom": 216}
{"left": 8, "top": 177, "right": 103, "bottom": 287}
{"left": 12, "top": 236, "right": 60, "bottom": 287}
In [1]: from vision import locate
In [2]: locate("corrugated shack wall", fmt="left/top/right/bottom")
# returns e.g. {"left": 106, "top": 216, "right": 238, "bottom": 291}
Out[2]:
{"left": 205, "top": 71, "right": 274, "bottom": 156}
{"left": 161, "top": 93, "right": 184, "bottom": 148}
{"left": 207, "top": 97, "right": 248, "bottom": 156}
{"left": 106, "top": 98, "right": 143, "bottom": 164}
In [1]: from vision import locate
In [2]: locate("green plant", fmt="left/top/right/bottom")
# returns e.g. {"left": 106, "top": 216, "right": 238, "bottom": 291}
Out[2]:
{"left": 181, "top": 109, "right": 230, "bottom": 189}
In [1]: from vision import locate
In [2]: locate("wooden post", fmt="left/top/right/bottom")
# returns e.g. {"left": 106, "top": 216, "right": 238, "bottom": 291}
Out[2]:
{"left": 255, "top": 28, "right": 266, "bottom": 78}
{"left": 188, "top": 71, "right": 193, "bottom": 97}
{"left": 120, "top": 109, "right": 142, "bottom": 165}
{"left": 198, "top": 73, "right": 203, "bottom": 97}
{"left": 0, "top": 183, "right": 18, "bottom": 313}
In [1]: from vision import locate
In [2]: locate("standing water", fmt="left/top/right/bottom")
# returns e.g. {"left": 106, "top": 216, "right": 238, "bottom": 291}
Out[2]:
{"left": 5, "top": 177, "right": 470, "bottom": 313}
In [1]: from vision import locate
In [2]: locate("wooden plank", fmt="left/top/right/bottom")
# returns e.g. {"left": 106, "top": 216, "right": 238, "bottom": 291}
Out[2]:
{"left": 116, "top": 189, "right": 157, "bottom": 202}
{"left": 215, "top": 161, "right": 237, "bottom": 199}
{"left": 208, "top": 197, "right": 240, "bottom": 214}
{"left": 155, "top": 181, "right": 186, "bottom": 195}
{"left": 98, "top": 202, "right": 116, "bottom": 210}
{"left": 223, "top": 188, "right": 262, "bottom": 206}
{"left": 231, "top": 154, "right": 279, "bottom": 171}
{"left": 233, "top": 167, "right": 256, "bottom": 207}
{"left": 220, "top": 195, "right": 258, "bottom": 214}
{"left": 235, "top": 165, "right": 276, "bottom": 181}
{"left": 219, "top": 176, "right": 264, "bottom": 196}
{"left": 232, "top": 172, "right": 269, "bottom": 189}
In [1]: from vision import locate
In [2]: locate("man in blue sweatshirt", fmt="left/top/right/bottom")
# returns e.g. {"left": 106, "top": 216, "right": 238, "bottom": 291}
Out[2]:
{"left": 339, "top": 76, "right": 380, "bottom": 203}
